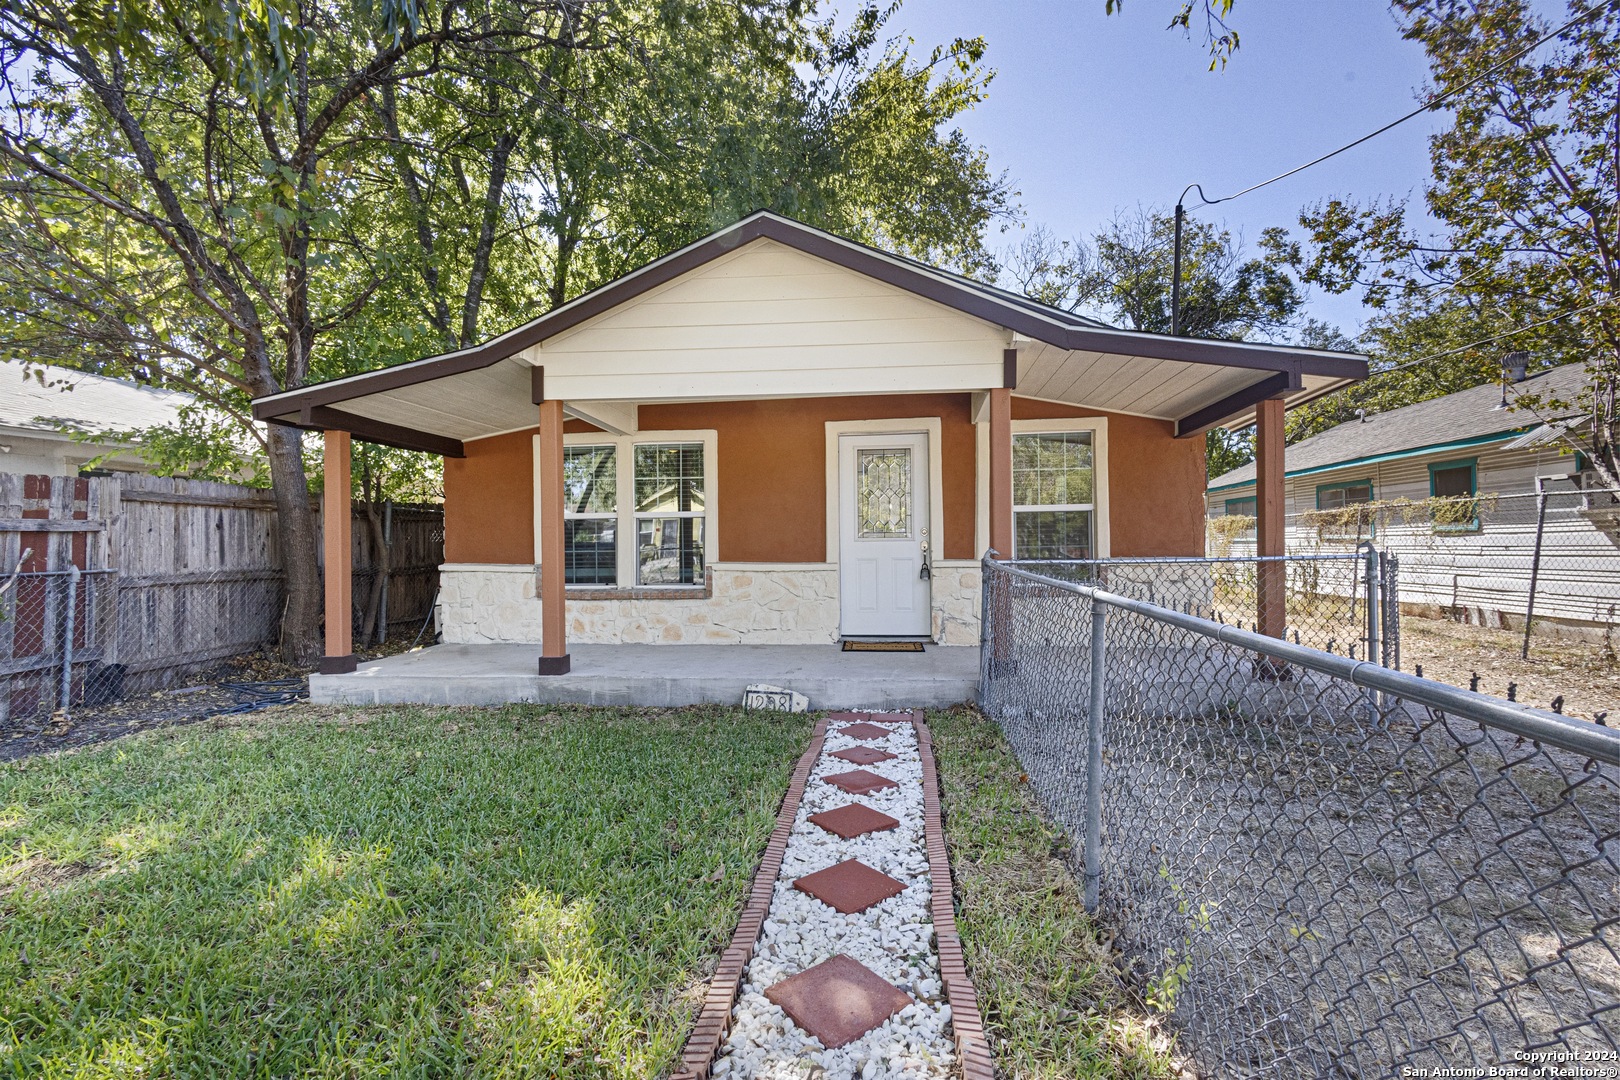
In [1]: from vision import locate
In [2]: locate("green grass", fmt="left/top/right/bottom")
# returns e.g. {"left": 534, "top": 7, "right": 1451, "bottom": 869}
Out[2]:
{"left": 0, "top": 704, "right": 811, "bottom": 1079}
{"left": 928, "top": 705, "right": 1180, "bottom": 1078}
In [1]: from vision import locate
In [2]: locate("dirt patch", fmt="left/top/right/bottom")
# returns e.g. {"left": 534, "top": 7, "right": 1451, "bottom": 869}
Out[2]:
{"left": 0, "top": 854, "right": 96, "bottom": 900}
{"left": 1399, "top": 615, "right": 1618, "bottom": 721}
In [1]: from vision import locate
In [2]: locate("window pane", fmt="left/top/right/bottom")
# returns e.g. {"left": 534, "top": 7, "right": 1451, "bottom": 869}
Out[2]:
{"left": 564, "top": 445, "right": 616, "bottom": 514}
{"left": 637, "top": 516, "right": 705, "bottom": 584}
{"left": 1015, "top": 510, "right": 1092, "bottom": 560}
{"left": 634, "top": 443, "right": 704, "bottom": 513}
{"left": 564, "top": 518, "right": 616, "bottom": 585}
{"left": 1432, "top": 466, "right": 1473, "bottom": 499}
{"left": 1013, "top": 432, "right": 1093, "bottom": 506}
{"left": 1318, "top": 483, "right": 1372, "bottom": 511}
{"left": 856, "top": 448, "right": 911, "bottom": 538}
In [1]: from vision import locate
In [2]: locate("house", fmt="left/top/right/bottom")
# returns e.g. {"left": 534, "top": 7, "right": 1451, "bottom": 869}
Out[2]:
{"left": 251, "top": 211, "right": 1366, "bottom": 695}
{"left": 1206, "top": 362, "right": 1619, "bottom": 632}
{"left": 0, "top": 359, "right": 192, "bottom": 475}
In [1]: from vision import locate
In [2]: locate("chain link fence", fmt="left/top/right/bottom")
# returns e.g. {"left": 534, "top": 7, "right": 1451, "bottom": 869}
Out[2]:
{"left": 979, "top": 556, "right": 1619, "bottom": 1076}
{"left": 1013, "top": 553, "right": 1399, "bottom": 665}
{"left": 1, "top": 562, "right": 440, "bottom": 725}
{"left": 1212, "top": 485, "right": 1620, "bottom": 656}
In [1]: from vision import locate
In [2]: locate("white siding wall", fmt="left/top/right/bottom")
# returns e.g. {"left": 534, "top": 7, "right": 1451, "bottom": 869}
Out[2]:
{"left": 527, "top": 240, "right": 1010, "bottom": 401}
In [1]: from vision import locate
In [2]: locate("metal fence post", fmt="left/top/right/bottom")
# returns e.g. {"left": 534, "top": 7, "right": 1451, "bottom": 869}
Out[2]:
{"left": 1364, "top": 545, "right": 1381, "bottom": 668}
{"left": 59, "top": 563, "right": 79, "bottom": 714}
{"left": 1084, "top": 601, "right": 1106, "bottom": 913}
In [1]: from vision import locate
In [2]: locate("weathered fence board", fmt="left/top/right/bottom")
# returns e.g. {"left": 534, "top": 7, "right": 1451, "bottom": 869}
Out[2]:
{"left": 0, "top": 471, "right": 443, "bottom": 720}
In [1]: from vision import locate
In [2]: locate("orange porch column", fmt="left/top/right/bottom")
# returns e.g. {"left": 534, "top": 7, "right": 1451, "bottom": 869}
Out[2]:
{"left": 1255, "top": 396, "right": 1287, "bottom": 639}
{"left": 988, "top": 387, "right": 1013, "bottom": 559}
{"left": 536, "top": 389, "right": 571, "bottom": 675}
{"left": 320, "top": 429, "right": 357, "bottom": 673}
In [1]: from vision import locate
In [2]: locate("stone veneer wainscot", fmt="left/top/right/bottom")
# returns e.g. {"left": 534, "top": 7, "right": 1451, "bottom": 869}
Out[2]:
{"left": 436, "top": 563, "right": 982, "bottom": 647}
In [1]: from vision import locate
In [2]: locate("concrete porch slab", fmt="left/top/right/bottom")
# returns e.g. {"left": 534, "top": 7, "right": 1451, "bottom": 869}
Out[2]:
{"left": 310, "top": 643, "right": 980, "bottom": 710}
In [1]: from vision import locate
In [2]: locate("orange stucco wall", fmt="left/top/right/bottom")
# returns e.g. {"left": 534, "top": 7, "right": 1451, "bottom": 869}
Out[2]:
{"left": 443, "top": 393, "right": 1206, "bottom": 564}
{"left": 443, "top": 429, "right": 534, "bottom": 564}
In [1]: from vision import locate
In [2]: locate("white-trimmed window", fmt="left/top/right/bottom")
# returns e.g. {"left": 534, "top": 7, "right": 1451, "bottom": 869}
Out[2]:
{"left": 549, "top": 429, "right": 718, "bottom": 588}
{"left": 562, "top": 444, "right": 618, "bottom": 585}
{"left": 1012, "top": 430, "right": 1096, "bottom": 560}
{"left": 633, "top": 442, "right": 706, "bottom": 584}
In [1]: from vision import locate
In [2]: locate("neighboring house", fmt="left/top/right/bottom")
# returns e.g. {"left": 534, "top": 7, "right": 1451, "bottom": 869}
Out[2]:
{"left": 1206, "top": 362, "right": 1619, "bottom": 631}
{"left": 252, "top": 211, "right": 1365, "bottom": 674}
{"left": 0, "top": 359, "right": 192, "bottom": 475}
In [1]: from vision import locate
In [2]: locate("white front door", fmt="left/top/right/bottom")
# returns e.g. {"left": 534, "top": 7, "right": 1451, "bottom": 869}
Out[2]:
{"left": 838, "top": 432, "right": 932, "bottom": 637}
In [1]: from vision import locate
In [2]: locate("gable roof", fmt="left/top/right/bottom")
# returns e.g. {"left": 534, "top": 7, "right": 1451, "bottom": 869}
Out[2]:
{"left": 1, "top": 359, "right": 191, "bottom": 440}
{"left": 252, "top": 211, "right": 1368, "bottom": 454}
{"left": 1207, "top": 362, "right": 1592, "bottom": 491}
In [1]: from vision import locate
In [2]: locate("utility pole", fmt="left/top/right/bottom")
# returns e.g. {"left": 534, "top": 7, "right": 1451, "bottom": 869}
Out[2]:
{"left": 1172, "top": 184, "right": 1204, "bottom": 338}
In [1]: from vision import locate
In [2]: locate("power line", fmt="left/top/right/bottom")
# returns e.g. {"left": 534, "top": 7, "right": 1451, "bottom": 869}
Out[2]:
{"left": 1186, "top": 0, "right": 1617, "bottom": 210}
{"left": 1378, "top": 302, "right": 1610, "bottom": 375}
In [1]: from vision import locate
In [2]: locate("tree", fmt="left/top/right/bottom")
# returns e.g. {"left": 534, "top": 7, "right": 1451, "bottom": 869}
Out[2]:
{"left": 1003, "top": 208, "right": 1308, "bottom": 477}
{"left": 0, "top": 0, "right": 1011, "bottom": 659}
{"left": 1103, "top": 0, "right": 1240, "bottom": 68}
{"left": 1294, "top": 0, "right": 1619, "bottom": 490}
{"left": 0, "top": 0, "right": 609, "bottom": 661}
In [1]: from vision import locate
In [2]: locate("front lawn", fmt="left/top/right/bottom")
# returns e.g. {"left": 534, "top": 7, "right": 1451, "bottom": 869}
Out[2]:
{"left": 0, "top": 704, "right": 810, "bottom": 1079}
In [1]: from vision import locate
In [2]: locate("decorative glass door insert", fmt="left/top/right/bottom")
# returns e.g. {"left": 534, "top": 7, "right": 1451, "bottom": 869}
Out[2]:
{"left": 856, "top": 448, "right": 912, "bottom": 539}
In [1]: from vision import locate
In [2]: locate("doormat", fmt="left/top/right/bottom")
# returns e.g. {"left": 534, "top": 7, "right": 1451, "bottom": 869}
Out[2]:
{"left": 840, "top": 640, "right": 925, "bottom": 652}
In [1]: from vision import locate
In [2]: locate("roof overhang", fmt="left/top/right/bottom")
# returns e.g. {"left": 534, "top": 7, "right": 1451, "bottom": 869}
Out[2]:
{"left": 253, "top": 212, "right": 1367, "bottom": 452}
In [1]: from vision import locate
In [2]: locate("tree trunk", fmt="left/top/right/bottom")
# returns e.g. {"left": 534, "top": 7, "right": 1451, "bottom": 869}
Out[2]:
{"left": 265, "top": 422, "right": 323, "bottom": 663}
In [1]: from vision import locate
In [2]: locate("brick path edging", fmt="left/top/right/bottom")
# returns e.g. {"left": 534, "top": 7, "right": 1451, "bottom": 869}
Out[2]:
{"left": 912, "top": 714, "right": 996, "bottom": 1079}
{"left": 671, "top": 716, "right": 830, "bottom": 1080}
{"left": 669, "top": 710, "right": 996, "bottom": 1079}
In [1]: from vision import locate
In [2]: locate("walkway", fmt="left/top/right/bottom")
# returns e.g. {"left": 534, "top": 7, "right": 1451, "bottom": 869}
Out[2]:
{"left": 674, "top": 711, "right": 992, "bottom": 1079}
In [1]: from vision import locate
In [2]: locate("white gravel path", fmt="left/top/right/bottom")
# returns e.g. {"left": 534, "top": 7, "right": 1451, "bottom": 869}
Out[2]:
{"left": 713, "top": 715, "right": 956, "bottom": 1079}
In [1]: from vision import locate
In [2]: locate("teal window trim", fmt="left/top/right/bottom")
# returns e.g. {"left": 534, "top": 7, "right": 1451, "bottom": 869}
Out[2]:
{"left": 1427, "top": 458, "right": 1480, "bottom": 532}
{"left": 1313, "top": 478, "right": 1377, "bottom": 540}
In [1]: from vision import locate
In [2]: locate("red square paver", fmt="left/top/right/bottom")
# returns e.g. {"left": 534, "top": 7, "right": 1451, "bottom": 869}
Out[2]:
{"left": 823, "top": 768, "right": 899, "bottom": 795}
{"left": 794, "top": 858, "right": 908, "bottom": 914}
{"left": 808, "top": 803, "right": 900, "bottom": 839}
{"left": 764, "top": 953, "right": 913, "bottom": 1049}
{"left": 840, "top": 722, "right": 896, "bottom": 741}
{"left": 830, "top": 745, "right": 896, "bottom": 766}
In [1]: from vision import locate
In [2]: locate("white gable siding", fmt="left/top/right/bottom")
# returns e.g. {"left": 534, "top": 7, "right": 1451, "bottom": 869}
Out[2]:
{"left": 528, "top": 240, "right": 1009, "bottom": 401}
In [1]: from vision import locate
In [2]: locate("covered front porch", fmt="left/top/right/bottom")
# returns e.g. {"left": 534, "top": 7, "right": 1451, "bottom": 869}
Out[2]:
{"left": 251, "top": 212, "right": 1367, "bottom": 703}
{"left": 309, "top": 641, "right": 981, "bottom": 710}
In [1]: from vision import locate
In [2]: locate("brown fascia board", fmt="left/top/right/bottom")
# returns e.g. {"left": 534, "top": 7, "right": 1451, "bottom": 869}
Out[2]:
{"left": 268, "top": 406, "right": 465, "bottom": 458}
{"left": 251, "top": 212, "right": 1369, "bottom": 424}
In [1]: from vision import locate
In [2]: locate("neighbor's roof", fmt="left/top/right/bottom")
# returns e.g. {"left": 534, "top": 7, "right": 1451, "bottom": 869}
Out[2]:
{"left": 252, "top": 210, "right": 1368, "bottom": 456}
{"left": 0, "top": 359, "right": 191, "bottom": 440}
{"left": 1207, "top": 363, "right": 1592, "bottom": 492}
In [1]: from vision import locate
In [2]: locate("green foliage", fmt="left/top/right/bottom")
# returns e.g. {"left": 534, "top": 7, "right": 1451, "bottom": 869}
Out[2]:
{"left": 1292, "top": 0, "right": 1620, "bottom": 488}
{"left": 1105, "top": 0, "right": 1240, "bottom": 68}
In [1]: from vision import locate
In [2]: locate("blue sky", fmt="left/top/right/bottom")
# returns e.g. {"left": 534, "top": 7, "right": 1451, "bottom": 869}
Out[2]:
{"left": 889, "top": 0, "right": 1450, "bottom": 338}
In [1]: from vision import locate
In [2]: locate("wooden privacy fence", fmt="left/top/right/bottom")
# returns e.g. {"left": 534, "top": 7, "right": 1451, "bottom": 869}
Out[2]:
{"left": 0, "top": 472, "right": 443, "bottom": 721}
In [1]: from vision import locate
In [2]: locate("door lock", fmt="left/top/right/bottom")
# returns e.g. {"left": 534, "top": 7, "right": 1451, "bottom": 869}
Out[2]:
{"left": 919, "top": 539, "right": 932, "bottom": 581}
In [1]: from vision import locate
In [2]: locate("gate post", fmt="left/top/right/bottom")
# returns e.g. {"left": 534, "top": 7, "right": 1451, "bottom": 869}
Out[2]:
{"left": 1085, "top": 602, "right": 1106, "bottom": 912}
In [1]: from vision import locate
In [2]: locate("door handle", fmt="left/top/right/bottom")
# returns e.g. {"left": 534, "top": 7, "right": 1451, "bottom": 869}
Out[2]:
{"left": 919, "top": 539, "right": 931, "bottom": 581}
